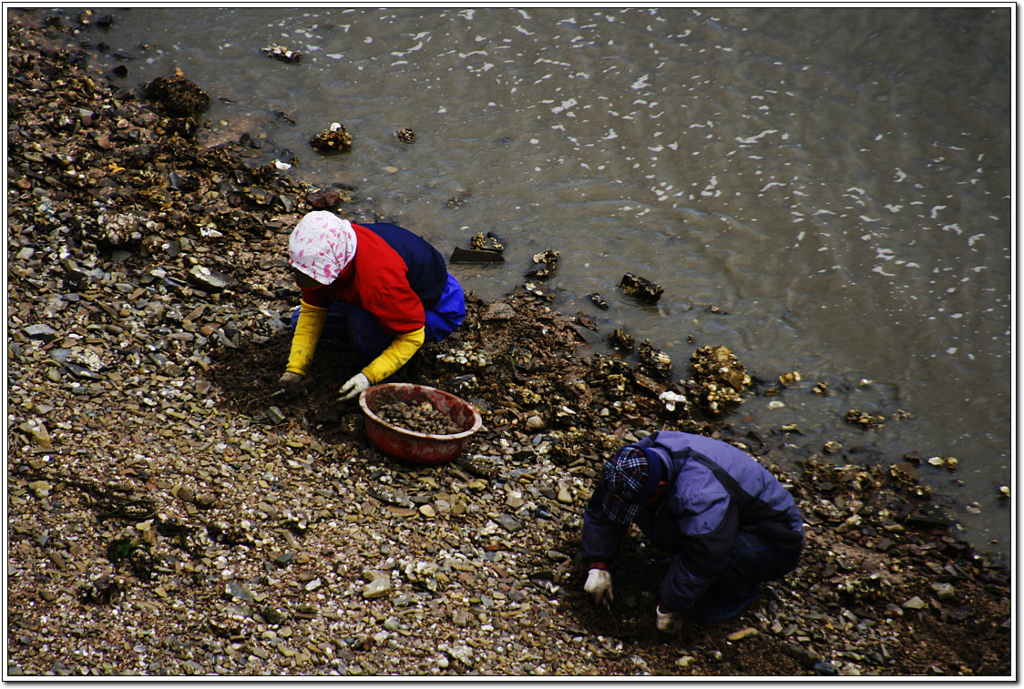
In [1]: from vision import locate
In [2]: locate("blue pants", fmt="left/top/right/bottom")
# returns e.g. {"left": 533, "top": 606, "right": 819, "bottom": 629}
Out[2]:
{"left": 701, "top": 530, "right": 801, "bottom": 603}
{"left": 290, "top": 273, "right": 466, "bottom": 363}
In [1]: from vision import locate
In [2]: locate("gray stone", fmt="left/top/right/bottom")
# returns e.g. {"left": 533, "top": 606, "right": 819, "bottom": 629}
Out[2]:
{"left": 19, "top": 419, "right": 51, "bottom": 449}
{"left": 483, "top": 303, "right": 515, "bottom": 320}
{"left": 902, "top": 596, "right": 927, "bottom": 610}
{"left": 393, "top": 593, "right": 416, "bottom": 607}
{"left": 64, "top": 362, "right": 103, "bottom": 380}
{"left": 25, "top": 324, "right": 58, "bottom": 342}
{"left": 450, "top": 645, "right": 474, "bottom": 667}
{"left": 495, "top": 514, "right": 522, "bottom": 533}
{"left": 224, "top": 581, "right": 253, "bottom": 602}
{"left": 188, "top": 265, "right": 237, "bottom": 292}
{"left": 362, "top": 572, "right": 392, "bottom": 600}
{"left": 268, "top": 406, "right": 287, "bottom": 425}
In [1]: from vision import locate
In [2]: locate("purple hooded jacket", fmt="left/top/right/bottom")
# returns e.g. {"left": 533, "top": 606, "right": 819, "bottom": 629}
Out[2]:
{"left": 582, "top": 431, "right": 804, "bottom": 612}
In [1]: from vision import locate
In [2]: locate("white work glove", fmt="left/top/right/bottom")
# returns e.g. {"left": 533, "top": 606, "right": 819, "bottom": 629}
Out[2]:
{"left": 278, "top": 372, "right": 304, "bottom": 397}
{"left": 338, "top": 373, "right": 370, "bottom": 401}
{"left": 584, "top": 568, "right": 613, "bottom": 607}
{"left": 656, "top": 603, "right": 681, "bottom": 634}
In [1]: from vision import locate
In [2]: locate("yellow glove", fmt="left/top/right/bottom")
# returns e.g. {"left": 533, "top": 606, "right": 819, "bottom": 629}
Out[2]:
{"left": 286, "top": 300, "right": 328, "bottom": 376}
{"left": 361, "top": 327, "right": 425, "bottom": 384}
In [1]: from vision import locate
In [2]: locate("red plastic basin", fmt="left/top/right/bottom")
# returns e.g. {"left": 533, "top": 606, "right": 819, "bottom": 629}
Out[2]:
{"left": 359, "top": 383, "right": 482, "bottom": 465}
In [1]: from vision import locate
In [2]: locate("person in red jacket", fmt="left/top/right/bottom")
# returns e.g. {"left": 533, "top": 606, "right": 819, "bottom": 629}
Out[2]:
{"left": 277, "top": 211, "right": 466, "bottom": 400}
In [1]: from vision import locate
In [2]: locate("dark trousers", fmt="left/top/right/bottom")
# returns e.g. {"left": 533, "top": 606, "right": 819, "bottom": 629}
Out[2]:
{"left": 704, "top": 530, "right": 801, "bottom": 602}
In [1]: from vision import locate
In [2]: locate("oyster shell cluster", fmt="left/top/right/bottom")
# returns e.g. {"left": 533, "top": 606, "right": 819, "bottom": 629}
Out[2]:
{"left": 374, "top": 400, "right": 463, "bottom": 436}
{"left": 688, "top": 345, "right": 751, "bottom": 414}
{"left": 637, "top": 339, "right": 671, "bottom": 375}
{"left": 609, "top": 328, "right": 635, "bottom": 353}
{"left": 436, "top": 347, "right": 491, "bottom": 369}
{"left": 470, "top": 232, "right": 503, "bottom": 253}
{"left": 262, "top": 44, "right": 302, "bottom": 63}
{"left": 619, "top": 273, "right": 663, "bottom": 303}
{"left": 526, "top": 250, "right": 560, "bottom": 279}
{"left": 311, "top": 122, "right": 353, "bottom": 152}
{"left": 846, "top": 409, "right": 885, "bottom": 429}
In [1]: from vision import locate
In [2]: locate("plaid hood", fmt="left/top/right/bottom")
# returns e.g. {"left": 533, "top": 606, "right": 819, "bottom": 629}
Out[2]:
{"left": 600, "top": 446, "right": 663, "bottom": 524}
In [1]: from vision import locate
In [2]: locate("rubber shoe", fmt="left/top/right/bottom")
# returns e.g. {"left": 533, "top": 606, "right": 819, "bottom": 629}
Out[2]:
{"left": 693, "top": 587, "right": 761, "bottom": 626}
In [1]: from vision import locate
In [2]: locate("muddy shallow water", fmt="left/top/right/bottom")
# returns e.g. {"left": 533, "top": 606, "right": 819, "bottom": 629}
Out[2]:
{"left": 29, "top": 6, "right": 1013, "bottom": 552}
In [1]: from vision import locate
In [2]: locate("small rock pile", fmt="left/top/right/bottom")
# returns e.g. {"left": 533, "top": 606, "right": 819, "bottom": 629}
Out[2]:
{"left": 374, "top": 401, "right": 464, "bottom": 436}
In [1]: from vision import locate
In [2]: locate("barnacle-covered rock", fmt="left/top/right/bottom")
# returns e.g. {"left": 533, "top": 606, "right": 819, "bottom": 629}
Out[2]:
{"left": 779, "top": 370, "right": 801, "bottom": 386}
{"left": 558, "top": 374, "right": 592, "bottom": 406}
{"left": 144, "top": 68, "right": 210, "bottom": 120}
{"left": 520, "top": 282, "right": 555, "bottom": 301}
{"left": 548, "top": 430, "right": 587, "bottom": 464}
{"left": 604, "top": 373, "right": 629, "bottom": 397}
{"left": 396, "top": 127, "right": 415, "bottom": 143}
{"left": 638, "top": 339, "right": 672, "bottom": 375}
{"left": 96, "top": 211, "right": 143, "bottom": 247}
{"left": 311, "top": 122, "right": 353, "bottom": 152}
{"left": 526, "top": 250, "right": 560, "bottom": 279}
{"left": 846, "top": 409, "right": 884, "bottom": 429}
{"left": 262, "top": 44, "right": 301, "bottom": 62}
{"left": 471, "top": 232, "right": 503, "bottom": 253}
{"left": 609, "top": 328, "right": 635, "bottom": 353}
{"left": 510, "top": 384, "right": 543, "bottom": 407}
{"left": 508, "top": 346, "right": 535, "bottom": 371}
{"left": 889, "top": 462, "right": 919, "bottom": 486}
{"left": 689, "top": 345, "right": 750, "bottom": 415}
{"left": 619, "top": 273, "right": 663, "bottom": 303}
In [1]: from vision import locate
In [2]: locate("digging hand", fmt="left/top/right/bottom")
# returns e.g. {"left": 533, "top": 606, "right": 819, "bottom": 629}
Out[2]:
{"left": 338, "top": 372, "right": 370, "bottom": 401}
{"left": 656, "top": 602, "right": 682, "bottom": 634}
{"left": 278, "top": 372, "right": 304, "bottom": 397}
{"left": 584, "top": 568, "right": 613, "bottom": 607}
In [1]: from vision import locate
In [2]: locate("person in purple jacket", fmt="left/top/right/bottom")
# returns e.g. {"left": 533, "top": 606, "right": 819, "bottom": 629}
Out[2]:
{"left": 581, "top": 431, "right": 804, "bottom": 630}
